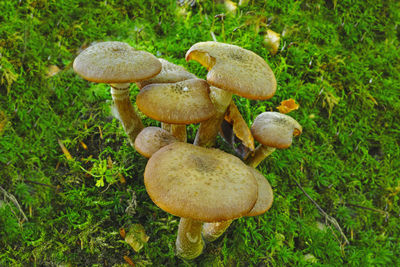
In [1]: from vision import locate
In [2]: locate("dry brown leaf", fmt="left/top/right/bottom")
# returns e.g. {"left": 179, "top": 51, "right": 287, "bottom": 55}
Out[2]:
{"left": 224, "top": 101, "right": 255, "bottom": 151}
{"left": 123, "top": 255, "right": 135, "bottom": 267}
{"left": 79, "top": 141, "right": 88, "bottom": 150}
{"left": 119, "top": 227, "right": 126, "bottom": 239}
{"left": 263, "top": 29, "right": 281, "bottom": 55}
{"left": 119, "top": 173, "right": 126, "bottom": 184}
{"left": 277, "top": 98, "right": 299, "bottom": 114}
{"left": 125, "top": 224, "right": 149, "bottom": 252}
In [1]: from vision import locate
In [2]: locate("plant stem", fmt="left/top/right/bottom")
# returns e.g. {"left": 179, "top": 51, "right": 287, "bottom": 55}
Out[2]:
{"left": 246, "top": 145, "right": 276, "bottom": 168}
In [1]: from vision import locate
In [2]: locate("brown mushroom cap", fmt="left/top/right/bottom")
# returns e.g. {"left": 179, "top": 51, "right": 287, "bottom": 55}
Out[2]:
{"left": 144, "top": 142, "right": 258, "bottom": 222}
{"left": 134, "top": 127, "right": 178, "bottom": 158}
{"left": 185, "top": 41, "right": 276, "bottom": 100}
{"left": 251, "top": 112, "right": 302, "bottom": 149}
{"left": 136, "top": 78, "right": 216, "bottom": 124}
{"left": 246, "top": 167, "right": 273, "bottom": 217}
{"left": 136, "top": 58, "right": 197, "bottom": 89}
{"left": 73, "top": 41, "right": 161, "bottom": 83}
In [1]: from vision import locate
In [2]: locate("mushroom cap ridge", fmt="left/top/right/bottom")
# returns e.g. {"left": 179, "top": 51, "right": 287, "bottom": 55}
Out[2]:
{"left": 73, "top": 41, "right": 161, "bottom": 83}
{"left": 186, "top": 41, "right": 277, "bottom": 100}
{"left": 144, "top": 142, "right": 258, "bottom": 222}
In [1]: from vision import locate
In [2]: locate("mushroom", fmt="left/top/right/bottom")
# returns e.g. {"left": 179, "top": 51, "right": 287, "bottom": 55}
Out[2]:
{"left": 135, "top": 58, "right": 197, "bottom": 133}
{"left": 246, "top": 112, "right": 302, "bottom": 168}
{"left": 73, "top": 41, "right": 161, "bottom": 146}
{"left": 144, "top": 142, "right": 258, "bottom": 259}
{"left": 136, "top": 78, "right": 216, "bottom": 142}
{"left": 185, "top": 41, "right": 276, "bottom": 147}
{"left": 134, "top": 126, "right": 178, "bottom": 158}
{"left": 202, "top": 166, "right": 273, "bottom": 242}
{"left": 136, "top": 58, "right": 197, "bottom": 89}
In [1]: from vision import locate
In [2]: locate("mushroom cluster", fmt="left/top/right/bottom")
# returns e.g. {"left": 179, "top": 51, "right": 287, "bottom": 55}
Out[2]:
{"left": 73, "top": 41, "right": 302, "bottom": 260}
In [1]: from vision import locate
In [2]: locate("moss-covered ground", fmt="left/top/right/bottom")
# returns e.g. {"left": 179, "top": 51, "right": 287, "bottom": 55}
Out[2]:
{"left": 1, "top": 0, "right": 399, "bottom": 265}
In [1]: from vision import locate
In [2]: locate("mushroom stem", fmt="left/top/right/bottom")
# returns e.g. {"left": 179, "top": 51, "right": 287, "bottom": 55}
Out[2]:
{"left": 110, "top": 84, "right": 144, "bottom": 146}
{"left": 202, "top": 220, "right": 233, "bottom": 242}
{"left": 170, "top": 124, "right": 187, "bottom": 142}
{"left": 176, "top": 218, "right": 205, "bottom": 260}
{"left": 246, "top": 145, "right": 276, "bottom": 168}
{"left": 194, "top": 87, "right": 232, "bottom": 147}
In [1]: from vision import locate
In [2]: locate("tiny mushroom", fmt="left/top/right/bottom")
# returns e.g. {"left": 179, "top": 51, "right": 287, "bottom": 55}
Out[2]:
{"left": 185, "top": 41, "right": 276, "bottom": 147}
{"left": 202, "top": 166, "right": 274, "bottom": 242}
{"left": 73, "top": 41, "right": 161, "bottom": 146}
{"left": 144, "top": 142, "right": 258, "bottom": 259}
{"left": 246, "top": 112, "right": 302, "bottom": 168}
{"left": 136, "top": 78, "right": 216, "bottom": 142}
{"left": 134, "top": 126, "right": 178, "bottom": 158}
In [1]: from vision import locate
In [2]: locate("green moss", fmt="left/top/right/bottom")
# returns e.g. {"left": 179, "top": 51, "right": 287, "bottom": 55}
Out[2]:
{"left": 0, "top": 0, "right": 399, "bottom": 265}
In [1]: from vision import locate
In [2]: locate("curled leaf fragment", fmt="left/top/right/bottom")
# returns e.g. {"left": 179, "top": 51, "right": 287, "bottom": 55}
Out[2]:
{"left": 224, "top": 101, "right": 255, "bottom": 151}
{"left": 125, "top": 224, "right": 149, "bottom": 252}
{"left": 277, "top": 98, "right": 299, "bottom": 114}
{"left": 263, "top": 29, "right": 281, "bottom": 55}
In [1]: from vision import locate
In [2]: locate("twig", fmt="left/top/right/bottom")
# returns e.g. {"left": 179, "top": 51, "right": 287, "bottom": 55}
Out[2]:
{"left": 0, "top": 185, "right": 28, "bottom": 222}
{"left": 292, "top": 179, "right": 349, "bottom": 246}
{"left": 345, "top": 203, "right": 390, "bottom": 220}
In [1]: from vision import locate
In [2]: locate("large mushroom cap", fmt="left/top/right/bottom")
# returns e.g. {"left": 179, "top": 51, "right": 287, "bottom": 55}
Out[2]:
{"left": 136, "top": 78, "right": 216, "bottom": 124}
{"left": 136, "top": 58, "right": 197, "bottom": 89}
{"left": 144, "top": 142, "right": 258, "bottom": 222}
{"left": 185, "top": 41, "right": 276, "bottom": 100}
{"left": 73, "top": 41, "right": 161, "bottom": 83}
{"left": 246, "top": 167, "right": 273, "bottom": 217}
{"left": 134, "top": 127, "right": 178, "bottom": 158}
{"left": 251, "top": 112, "right": 302, "bottom": 149}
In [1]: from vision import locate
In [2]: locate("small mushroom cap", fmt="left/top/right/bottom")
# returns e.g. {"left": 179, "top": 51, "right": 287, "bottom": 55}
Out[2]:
{"left": 136, "top": 78, "right": 216, "bottom": 124}
{"left": 136, "top": 58, "right": 197, "bottom": 89}
{"left": 246, "top": 167, "right": 273, "bottom": 217}
{"left": 134, "top": 127, "right": 178, "bottom": 158}
{"left": 251, "top": 112, "right": 302, "bottom": 149}
{"left": 144, "top": 142, "right": 258, "bottom": 222}
{"left": 73, "top": 41, "right": 162, "bottom": 83}
{"left": 185, "top": 41, "right": 276, "bottom": 100}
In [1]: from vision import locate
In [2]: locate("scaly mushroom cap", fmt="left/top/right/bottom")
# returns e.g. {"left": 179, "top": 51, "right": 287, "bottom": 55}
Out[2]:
{"left": 185, "top": 41, "right": 276, "bottom": 100}
{"left": 136, "top": 78, "right": 216, "bottom": 124}
{"left": 73, "top": 41, "right": 161, "bottom": 83}
{"left": 134, "top": 127, "right": 178, "bottom": 158}
{"left": 251, "top": 112, "right": 302, "bottom": 149}
{"left": 144, "top": 142, "right": 258, "bottom": 222}
{"left": 136, "top": 58, "right": 197, "bottom": 89}
{"left": 246, "top": 167, "right": 273, "bottom": 217}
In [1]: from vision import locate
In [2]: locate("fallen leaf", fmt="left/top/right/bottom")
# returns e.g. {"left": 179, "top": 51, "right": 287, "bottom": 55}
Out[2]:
{"left": 277, "top": 98, "right": 299, "bottom": 114}
{"left": 125, "top": 224, "right": 149, "bottom": 252}
{"left": 123, "top": 255, "right": 135, "bottom": 267}
{"left": 46, "top": 65, "right": 60, "bottom": 78}
{"left": 119, "top": 227, "right": 126, "bottom": 239}
{"left": 0, "top": 110, "right": 7, "bottom": 135}
{"left": 57, "top": 139, "right": 73, "bottom": 160}
{"left": 119, "top": 173, "right": 126, "bottom": 184}
{"left": 107, "top": 156, "right": 113, "bottom": 169}
{"left": 80, "top": 141, "right": 88, "bottom": 150}
{"left": 263, "top": 29, "right": 281, "bottom": 55}
{"left": 224, "top": 101, "right": 255, "bottom": 152}
{"left": 224, "top": 0, "right": 237, "bottom": 13}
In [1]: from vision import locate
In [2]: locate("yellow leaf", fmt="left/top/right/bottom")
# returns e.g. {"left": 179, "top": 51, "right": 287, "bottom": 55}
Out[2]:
{"left": 0, "top": 110, "right": 7, "bottom": 135}
{"left": 263, "top": 29, "right": 281, "bottom": 55}
{"left": 277, "top": 99, "right": 299, "bottom": 114}
{"left": 57, "top": 139, "right": 73, "bottom": 160}
{"left": 125, "top": 224, "right": 149, "bottom": 252}
{"left": 224, "top": 101, "right": 255, "bottom": 151}
{"left": 46, "top": 65, "right": 60, "bottom": 78}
